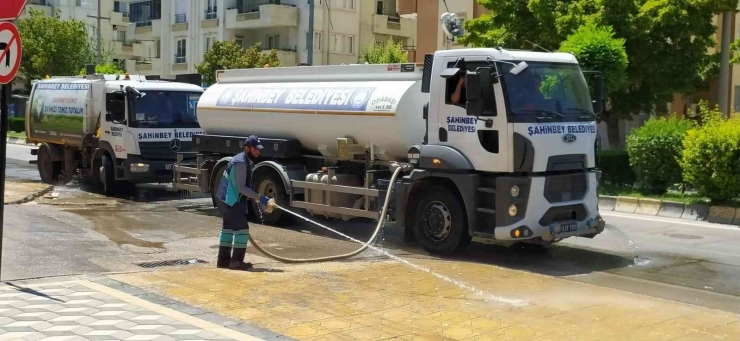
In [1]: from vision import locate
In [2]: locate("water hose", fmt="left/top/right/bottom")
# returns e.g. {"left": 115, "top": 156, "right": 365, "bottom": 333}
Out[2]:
{"left": 246, "top": 166, "right": 404, "bottom": 263}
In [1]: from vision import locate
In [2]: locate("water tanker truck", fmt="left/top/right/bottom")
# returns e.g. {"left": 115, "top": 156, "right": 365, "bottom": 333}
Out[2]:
{"left": 25, "top": 74, "right": 205, "bottom": 194}
{"left": 173, "top": 48, "right": 607, "bottom": 255}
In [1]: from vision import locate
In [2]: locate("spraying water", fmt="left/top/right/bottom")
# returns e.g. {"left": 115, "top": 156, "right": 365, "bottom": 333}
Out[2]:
{"left": 274, "top": 203, "right": 529, "bottom": 307}
{"left": 605, "top": 225, "right": 650, "bottom": 267}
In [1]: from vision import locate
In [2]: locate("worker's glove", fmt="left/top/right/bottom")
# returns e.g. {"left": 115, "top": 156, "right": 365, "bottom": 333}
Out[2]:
{"left": 259, "top": 195, "right": 270, "bottom": 206}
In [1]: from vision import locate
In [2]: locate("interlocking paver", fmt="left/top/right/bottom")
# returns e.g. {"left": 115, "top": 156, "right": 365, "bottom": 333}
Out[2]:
{"left": 0, "top": 280, "right": 275, "bottom": 340}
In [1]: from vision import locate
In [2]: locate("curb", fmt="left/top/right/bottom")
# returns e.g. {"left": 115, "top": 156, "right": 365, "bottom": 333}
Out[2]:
{"left": 599, "top": 195, "right": 739, "bottom": 227}
{"left": 6, "top": 137, "right": 33, "bottom": 146}
{"left": 6, "top": 185, "right": 54, "bottom": 205}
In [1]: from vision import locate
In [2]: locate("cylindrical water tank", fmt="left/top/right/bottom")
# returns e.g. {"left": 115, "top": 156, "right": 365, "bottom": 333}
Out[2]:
{"left": 196, "top": 79, "right": 428, "bottom": 161}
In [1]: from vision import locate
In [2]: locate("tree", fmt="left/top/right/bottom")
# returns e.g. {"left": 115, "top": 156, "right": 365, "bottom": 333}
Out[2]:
{"left": 196, "top": 40, "right": 280, "bottom": 85}
{"left": 78, "top": 62, "right": 126, "bottom": 76}
{"left": 360, "top": 38, "right": 408, "bottom": 64}
{"left": 461, "top": 0, "right": 738, "bottom": 148}
{"left": 17, "top": 8, "right": 94, "bottom": 88}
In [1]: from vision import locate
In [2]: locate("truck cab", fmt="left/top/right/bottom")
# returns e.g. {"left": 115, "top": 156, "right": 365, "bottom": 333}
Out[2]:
{"left": 403, "top": 48, "right": 605, "bottom": 247}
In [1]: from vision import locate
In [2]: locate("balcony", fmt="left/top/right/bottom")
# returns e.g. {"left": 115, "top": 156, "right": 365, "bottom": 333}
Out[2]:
{"left": 225, "top": 4, "right": 298, "bottom": 30}
{"left": 202, "top": 7, "right": 219, "bottom": 28}
{"left": 22, "top": 0, "right": 54, "bottom": 17}
{"left": 396, "top": 0, "right": 417, "bottom": 16}
{"left": 111, "top": 11, "right": 130, "bottom": 26}
{"left": 173, "top": 55, "right": 188, "bottom": 72}
{"left": 372, "top": 14, "right": 416, "bottom": 38}
{"left": 133, "top": 58, "right": 161, "bottom": 74}
{"left": 172, "top": 14, "right": 188, "bottom": 31}
{"left": 263, "top": 48, "right": 297, "bottom": 67}
{"left": 134, "top": 20, "right": 162, "bottom": 40}
{"left": 111, "top": 41, "right": 145, "bottom": 59}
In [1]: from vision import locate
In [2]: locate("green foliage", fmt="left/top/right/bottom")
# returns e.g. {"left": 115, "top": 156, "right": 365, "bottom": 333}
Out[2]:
{"left": 559, "top": 22, "right": 628, "bottom": 94}
{"left": 196, "top": 40, "right": 280, "bottom": 85}
{"left": 17, "top": 8, "right": 94, "bottom": 85}
{"left": 462, "top": 0, "right": 737, "bottom": 145}
{"left": 8, "top": 118, "right": 25, "bottom": 133}
{"left": 680, "top": 101, "right": 740, "bottom": 203}
{"left": 626, "top": 117, "right": 695, "bottom": 194}
{"left": 598, "top": 149, "right": 636, "bottom": 188}
{"left": 360, "top": 38, "right": 408, "bottom": 64}
{"left": 78, "top": 62, "right": 126, "bottom": 76}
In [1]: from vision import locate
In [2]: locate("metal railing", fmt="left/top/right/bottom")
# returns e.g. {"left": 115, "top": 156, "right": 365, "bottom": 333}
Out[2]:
{"left": 135, "top": 21, "right": 153, "bottom": 27}
{"left": 175, "top": 13, "right": 187, "bottom": 23}
{"left": 28, "top": 0, "right": 52, "bottom": 6}
{"left": 174, "top": 55, "right": 186, "bottom": 64}
{"left": 233, "top": 0, "right": 294, "bottom": 14}
{"left": 388, "top": 16, "right": 401, "bottom": 23}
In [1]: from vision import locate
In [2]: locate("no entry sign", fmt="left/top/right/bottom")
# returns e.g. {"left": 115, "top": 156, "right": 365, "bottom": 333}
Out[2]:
{"left": 0, "top": 21, "right": 21, "bottom": 85}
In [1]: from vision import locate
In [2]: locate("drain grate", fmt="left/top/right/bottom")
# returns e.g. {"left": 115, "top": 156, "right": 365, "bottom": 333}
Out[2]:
{"left": 137, "top": 259, "right": 208, "bottom": 268}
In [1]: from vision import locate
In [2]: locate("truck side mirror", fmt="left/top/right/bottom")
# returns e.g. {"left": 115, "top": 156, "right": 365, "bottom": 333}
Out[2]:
{"left": 466, "top": 67, "right": 496, "bottom": 117}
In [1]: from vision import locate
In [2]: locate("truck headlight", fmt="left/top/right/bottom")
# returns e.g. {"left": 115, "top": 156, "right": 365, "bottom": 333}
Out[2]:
{"left": 510, "top": 185, "right": 520, "bottom": 197}
{"left": 130, "top": 163, "right": 150, "bottom": 172}
{"left": 508, "top": 204, "right": 517, "bottom": 217}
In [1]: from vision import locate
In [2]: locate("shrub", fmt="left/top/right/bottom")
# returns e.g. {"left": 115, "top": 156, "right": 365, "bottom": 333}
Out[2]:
{"left": 598, "top": 149, "right": 636, "bottom": 187}
{"left": 8, "top": 117, "right": 25, "bottom": 132}
{"left": 680, "top": 102, "right": 740, "bottom": 203}
{"left": 626, "top": 116, "right": 694, "bottom": 194}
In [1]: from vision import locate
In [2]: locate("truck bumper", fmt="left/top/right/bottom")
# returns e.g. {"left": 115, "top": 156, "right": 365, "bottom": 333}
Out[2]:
{"left": 492, "top": 171, "right": 604, "bottom": 242}
{"left": 122, "top": 155, "right": 175, "bottom": 184}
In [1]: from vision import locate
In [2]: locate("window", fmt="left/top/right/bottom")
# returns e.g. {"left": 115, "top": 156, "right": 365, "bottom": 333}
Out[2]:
{"left": 130, "top": 0, "right": 162, "bottom": 23}
{"left": 175, "top": 39, "right": 186, "bottom": 63}
{"left": 330, "top": 33, "right": 354, "bottom": 55}
{"left": 205, "top": 37, "right": 213, "bottom": 52}
{"left": 235, "top": 36, "right": 244, "bottom": 49}
{"left": 334, "top": 0, "right": 354, "bottom": 10}
{"left": 116, "top": 30, "right": 126, "bottom": 42}
{"left": 174, "top": 0, "right": 187, "bottom": 22}
{"left": 307, "top": 0, "right": 322, "bottom": 5}
{"left": 129, "top": 91, "right": 202, "bottom": 128}
{"left": 445, "top": 61, "right": 490, "bottom": 109}
{"left": 376, "top": 0, "right": 383, "bottom": 15}
{"left": 76, "top": 0, "right": 95, "bottom": 8}
{"left": 306, "top": 31, "right": 322, "bottom": 51}
{"left": 114, "top": 1, "right": 127, "bottom": 13}
{"left": 267, "top": 34, "right": 280, "bottom": 50}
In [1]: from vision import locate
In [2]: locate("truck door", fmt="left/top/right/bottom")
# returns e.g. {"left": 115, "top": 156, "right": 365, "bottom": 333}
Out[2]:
{"left": 436, "top": 57, "right": 509, "bottom": 173}
{"left": 103, "top": 91, "right": 128, "bottom": 159}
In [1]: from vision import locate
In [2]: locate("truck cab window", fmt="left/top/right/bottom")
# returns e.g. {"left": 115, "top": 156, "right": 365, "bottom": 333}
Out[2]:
{"left": 105, "top": 92, "right": 125, "bottom": 122}
{"left": 445, "top": 61, "right": 493, "bottom": 112}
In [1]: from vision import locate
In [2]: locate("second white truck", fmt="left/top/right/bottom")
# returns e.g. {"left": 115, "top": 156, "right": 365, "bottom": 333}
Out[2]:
{"left": 174, "top": 48, "right": 606, "bottom": 254}
{"left": 26, "top": 74, "right": 205, "bottom": 194}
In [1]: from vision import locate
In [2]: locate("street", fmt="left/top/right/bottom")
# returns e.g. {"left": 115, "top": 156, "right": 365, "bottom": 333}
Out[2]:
{"left": 3, "top": 142, "right": 740, "bottom": 340}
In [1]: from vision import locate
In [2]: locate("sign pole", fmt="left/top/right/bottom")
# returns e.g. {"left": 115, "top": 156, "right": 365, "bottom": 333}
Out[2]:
{"left": 0, "top": 82, "right": 9, "bottom": 279}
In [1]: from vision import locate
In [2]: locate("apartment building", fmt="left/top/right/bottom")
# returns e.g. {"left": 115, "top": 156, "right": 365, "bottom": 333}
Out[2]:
{"left": 115, "top": 0, "right": 416, "bottom": 85}
{"left": 397, "top": 0, "right": 487, "bottom": 63}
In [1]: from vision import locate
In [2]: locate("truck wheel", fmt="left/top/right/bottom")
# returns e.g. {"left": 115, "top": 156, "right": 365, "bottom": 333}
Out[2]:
{"left": 252, "top": 171, "right": 291, "bottom": 226}
{"left": 100, "top": 154, "right": 117, "bottom": 195}
{"left": 37, "top": 145, "right": 61, "bottom": 184}
{"left": 412, "top": 185, "right": 472, "bottom": 255}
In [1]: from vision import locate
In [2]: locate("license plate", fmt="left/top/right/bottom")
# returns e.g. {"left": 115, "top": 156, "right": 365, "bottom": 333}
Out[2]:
{"left": 165, "top": 164, "right": 172, "bottom": 170}
{"left": 558, "top": 223, "right": 578, "bottom": 233}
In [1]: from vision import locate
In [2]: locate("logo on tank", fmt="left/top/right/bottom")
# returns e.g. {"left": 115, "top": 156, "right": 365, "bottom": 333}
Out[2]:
{"left": 350, "top": 88, "right": 373, "bottom": 109}
{"left": 217, "top": 89, "right": 234, "bottom": 106}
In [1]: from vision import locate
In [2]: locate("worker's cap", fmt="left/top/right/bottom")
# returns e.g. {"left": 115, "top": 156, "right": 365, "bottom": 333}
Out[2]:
{"left": 244, "top": 135, "right": 264, "bottom": 149}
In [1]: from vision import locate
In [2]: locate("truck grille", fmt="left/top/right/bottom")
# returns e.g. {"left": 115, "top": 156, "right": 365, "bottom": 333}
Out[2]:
{"left": 138, "top": 141, "right": 195, "bottom": 161}
{"left": 544, "top": 173, "right": 587, "bottom": 203}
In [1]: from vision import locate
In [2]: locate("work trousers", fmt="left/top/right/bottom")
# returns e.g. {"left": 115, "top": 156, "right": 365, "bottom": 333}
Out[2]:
{"left": 218, "top": 197, "right": 250, "bottom": 251}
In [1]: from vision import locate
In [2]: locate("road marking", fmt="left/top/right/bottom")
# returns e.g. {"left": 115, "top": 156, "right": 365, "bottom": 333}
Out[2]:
{"left": 601, "top": 212, "right": 740, "bottom": 231}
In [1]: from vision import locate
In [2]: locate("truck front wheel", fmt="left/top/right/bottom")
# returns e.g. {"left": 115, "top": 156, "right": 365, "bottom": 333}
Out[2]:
{"left": 412, "top": 185, "right": 472, "bottom": 255}
{"left": 37, "top": 145, "right": 61, "bottom": 184}
{"left": 100, "top": 154, "right": 116, "bottom": 195}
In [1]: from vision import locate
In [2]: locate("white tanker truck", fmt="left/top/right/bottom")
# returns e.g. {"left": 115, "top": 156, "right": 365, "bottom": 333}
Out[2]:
{"left": 173, "top": 48, "right": 607, "bottom": 255}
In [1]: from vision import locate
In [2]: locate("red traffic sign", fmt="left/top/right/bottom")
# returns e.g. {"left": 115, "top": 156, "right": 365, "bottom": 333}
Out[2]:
{"left": 0, "top": 22, "right": 21, "bottom": 85}
{"left": 0, "top": 0, "right": 27, "bottom": 22}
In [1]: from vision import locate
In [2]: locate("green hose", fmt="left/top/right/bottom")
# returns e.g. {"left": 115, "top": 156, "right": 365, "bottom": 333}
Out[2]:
{"left": 247, "top": 167, "right": 403, "bottom": 263}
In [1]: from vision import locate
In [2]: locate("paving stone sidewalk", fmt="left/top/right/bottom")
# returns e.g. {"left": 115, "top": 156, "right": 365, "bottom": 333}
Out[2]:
{"left": 0, "top": 276, "right": 293, "bottom": 341}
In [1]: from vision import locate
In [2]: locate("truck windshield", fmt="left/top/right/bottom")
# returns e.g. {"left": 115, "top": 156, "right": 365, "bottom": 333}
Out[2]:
{"left": 129, "top": 91, "right": 201, "bottom": 128}
{"left": 501, "top": 61, "right": 594, "bottom": 122}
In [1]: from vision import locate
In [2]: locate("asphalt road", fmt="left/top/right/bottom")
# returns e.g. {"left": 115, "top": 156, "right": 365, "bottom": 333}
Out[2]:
{"left": 3, "top": 142, "right": 740, "bottom": 314}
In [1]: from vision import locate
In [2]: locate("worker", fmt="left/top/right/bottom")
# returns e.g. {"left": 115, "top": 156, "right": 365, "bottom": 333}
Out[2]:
{"left": 214, "top": 135, "right": 275, "bottom": 270}
{"left": 451, "top": 75, "right": 466, "bottom": 105}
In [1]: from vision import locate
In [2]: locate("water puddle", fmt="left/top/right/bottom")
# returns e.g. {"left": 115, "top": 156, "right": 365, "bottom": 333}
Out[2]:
{"left": 65, "top": 208, "right": 165, "bottom": 250}
{"left": 276, "top": 205, "right": 529, "bottom": 307}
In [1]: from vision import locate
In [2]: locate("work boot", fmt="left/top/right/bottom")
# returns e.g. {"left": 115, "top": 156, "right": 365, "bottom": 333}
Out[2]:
{"left": 217, "top": 246, "right": 231, "bottom": 269}
{"left": 229, "top": 248, "right": 253, "bottom": 270}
